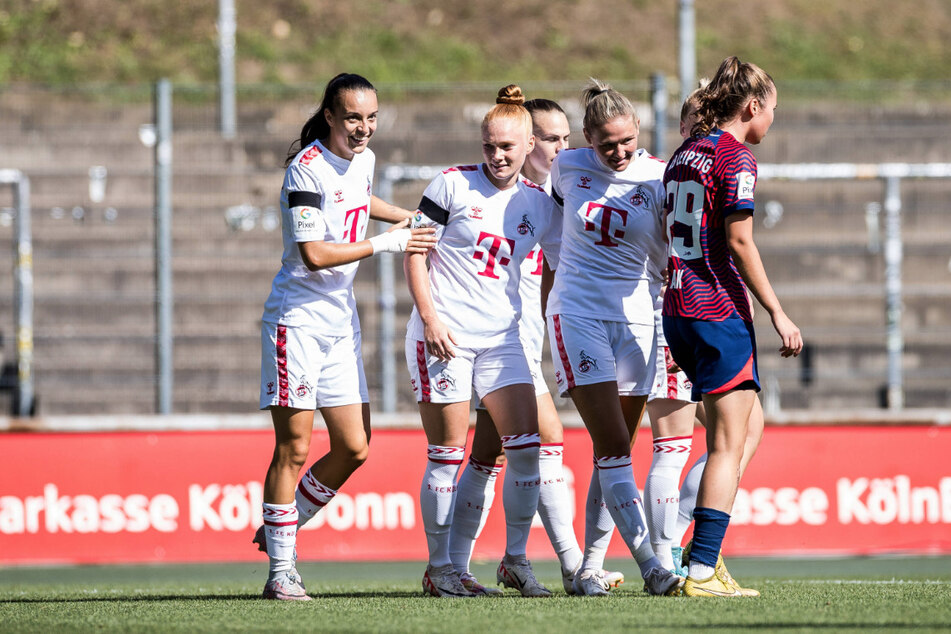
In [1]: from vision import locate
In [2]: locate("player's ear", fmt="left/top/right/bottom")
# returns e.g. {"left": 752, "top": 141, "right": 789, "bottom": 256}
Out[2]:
{"left": 323, "top": 106, "right": 334, "bottom": 130}
{"left": 582, "top": 127, "right": 592, "bottom": 145}
{"left": 527, "top": 134, "right": 536, "bottom": 154}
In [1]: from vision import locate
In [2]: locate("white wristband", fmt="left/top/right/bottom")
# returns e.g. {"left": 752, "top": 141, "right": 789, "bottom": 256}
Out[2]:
{"left": 368, "top": 228, "right": 411, "bottom": 254}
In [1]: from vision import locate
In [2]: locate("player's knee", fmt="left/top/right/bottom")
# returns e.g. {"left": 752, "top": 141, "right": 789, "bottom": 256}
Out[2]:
{"left": 334, "top": 441, "right": 370, "bottom": 469}
{"left": 275, "top": 436, "right": 311, "bottom": 470}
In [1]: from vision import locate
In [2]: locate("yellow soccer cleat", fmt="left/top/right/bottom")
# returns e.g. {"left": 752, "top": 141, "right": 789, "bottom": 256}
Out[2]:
{"left": 682, "top": 566, "right": 743, "bottom": 598}
{"left": 682, "top": 540, "right": 760, "bottom": 597}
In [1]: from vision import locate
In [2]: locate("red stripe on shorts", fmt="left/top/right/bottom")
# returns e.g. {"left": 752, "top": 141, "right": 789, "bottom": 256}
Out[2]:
{"left": 664, "top": 347, "right": 679, "bottom": 399}
{"left": 710, "top": 353, "right": 757, "bottom": 394}
{"left": 276, "top": 325, "right": 289, "bottom": 407}
{"left": 551, "top": 315, "right": 576, "bottom": 390}
{"left": 416, "top": 341, "right": 431, "bottom": 402}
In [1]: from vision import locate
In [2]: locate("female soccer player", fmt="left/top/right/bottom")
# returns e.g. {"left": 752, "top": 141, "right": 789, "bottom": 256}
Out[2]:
{"left": 646, "top": 85, "right": 766, "bottom": 582}
{"left": 545, "top": 79, "right": 682, "bottom": 597}
{"left": 405, "top": 85, "right": 561, "bottom": 598}
{"left": 257, "top": 73, "right": 436, "bottom": 601}
{"left": 663, "top": 57, "right": 802, "bottom": 598}
{"left": 446, "top": 99, "right": 625, "bottom": 596}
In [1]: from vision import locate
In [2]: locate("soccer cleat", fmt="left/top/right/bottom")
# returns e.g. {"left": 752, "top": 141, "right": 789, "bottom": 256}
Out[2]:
{"left": 460, "top": 571, "right": 503, "bottom": 596}
{"left": 562, "top": 565, "right": 579, "bottom": 595}
{"left": 601, "top": 569, "right": 625, "bottom": 589}
{"left": 682, "top": 540, "right": 758, "bottom": 597}
{"left": 422, "top": 564, "right": 475, "bottom": 598}
{"left": 497, "top": 555, "right": 552, "bottom": 597}
{"left": 671, "top": 546, "right": 688, "bottom": 577}
{"left": 682, "top": 567, "right": 743, "bottom": 598}
{"left": 642, "top": 567, "right": 684, "bottom": 596}
{"left": 571, "top": 569, "right": 610, "bottom": 596}
{"left": 262, "top": 569, "right": 311, "bottom": 601}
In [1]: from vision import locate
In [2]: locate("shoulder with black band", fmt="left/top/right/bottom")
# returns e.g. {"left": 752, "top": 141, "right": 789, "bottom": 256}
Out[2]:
{"left": 288, "top": 190, "right": 322, "bottom": 209}
{"left": 418, "top": 196, "right": 449, "bottom": 225}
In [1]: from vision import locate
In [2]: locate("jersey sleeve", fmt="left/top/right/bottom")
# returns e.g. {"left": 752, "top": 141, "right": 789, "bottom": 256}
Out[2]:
{"left": 411, "top": 172, "right": 451, "bottom": 239}
{"left": 284, "top": 163, "right": 327, "bottom": 242}
{"left": 719, "top": 144, "right": 758, "bottom": 217}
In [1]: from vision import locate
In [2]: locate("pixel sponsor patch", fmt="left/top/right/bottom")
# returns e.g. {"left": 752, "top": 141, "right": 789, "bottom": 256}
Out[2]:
{"left": 737, "top": 172, "right": 756, "bottom": 200}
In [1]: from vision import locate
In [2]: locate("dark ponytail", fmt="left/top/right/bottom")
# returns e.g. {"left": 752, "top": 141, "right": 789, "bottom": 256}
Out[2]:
{"left": 692, "top": 56, "right": 774, "bottom": 138}
{"left": 285, "top": 73, "right": 376, "bottom": 166}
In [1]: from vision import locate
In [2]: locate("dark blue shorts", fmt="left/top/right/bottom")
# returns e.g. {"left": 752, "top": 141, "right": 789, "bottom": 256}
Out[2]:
{"left": 662, "top": 314, "right": 760, "bottom": 402}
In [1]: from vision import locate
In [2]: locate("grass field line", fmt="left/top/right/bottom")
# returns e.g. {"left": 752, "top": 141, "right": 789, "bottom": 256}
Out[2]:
{"left": 770, "top": 579, "right": 950, "bottom": 585}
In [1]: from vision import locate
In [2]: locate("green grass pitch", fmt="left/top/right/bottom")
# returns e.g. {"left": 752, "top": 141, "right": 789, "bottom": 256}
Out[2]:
{"left": 2, "top": 557, "right": 950, "bottom": 632}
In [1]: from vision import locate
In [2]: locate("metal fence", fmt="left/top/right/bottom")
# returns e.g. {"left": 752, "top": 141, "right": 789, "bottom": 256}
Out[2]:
{"left": 0, "top": 81, "right": 950, "bottom": 415}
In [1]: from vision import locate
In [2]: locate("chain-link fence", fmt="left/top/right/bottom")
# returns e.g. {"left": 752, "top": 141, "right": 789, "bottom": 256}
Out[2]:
{"left": 1, "top": 80, "right": 949, "bottom": 415}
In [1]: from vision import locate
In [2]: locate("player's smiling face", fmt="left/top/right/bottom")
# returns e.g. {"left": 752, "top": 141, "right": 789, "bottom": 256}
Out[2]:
{"left": 585, "top": 114, "right": 639, "bottom": 172}
{"left": 481, "top": 117, "right": 534, "bottom": 190}
{"left": 324, "top": 89, "right": 378, "bottom": 160}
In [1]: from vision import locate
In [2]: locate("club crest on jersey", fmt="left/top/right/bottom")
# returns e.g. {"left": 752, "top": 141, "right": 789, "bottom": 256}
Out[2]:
{"left": 436, "top": 373, "right": 456, "bottom": 392}
{"left": 577, "top": 176, "right": 592, "bottom": 189}
{"left": 577, "top": 350, "right": 598, "bottom": 374}
{"left": 468, "top": 206, "right": 484, "bottom": 219}
{"left": 295, "top": 376, "right": 313, "bottom": 398}
{"left": 334, "top": 189, "right": 345, "bottom": 203}
{"left": 516, "top": 214, "right": 536, "bottom": 236}
{"left": 630, "top": 185, "right": 651, "bottom": 208}
{"left": 737, "top": 172, "right": 755, "bottom": 200}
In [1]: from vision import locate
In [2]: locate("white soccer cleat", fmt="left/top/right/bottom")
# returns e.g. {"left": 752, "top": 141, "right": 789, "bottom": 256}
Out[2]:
{"left": 422, "top": 564, "right": 475, "bottom": 598}
{"left": 262, "top": 569, "right": 311, "bottom": 601}
{"left": 642, "top": 566, "right": 684, "bottom": 596}
{"left": 601, "top": 569, "right": 625, "bottom": 589}
{"left": 460, "top": 571, "right": 503, "bottom": 596}
{"left": 497, "top": 555, "right": 552, "bottom": 598}
{"left": 562, "top": 565, "right": 579, "bottom": 595}
{"left": 572, "top": 569, "right": 610, "bottom": 596}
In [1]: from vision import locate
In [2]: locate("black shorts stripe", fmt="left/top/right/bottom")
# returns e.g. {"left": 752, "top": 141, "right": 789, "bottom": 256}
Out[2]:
{"left": 288, "top": 190, "right": 322, "bottom": 209}
{"left": 417, "top": 196, "right": 449, "bottom": 225}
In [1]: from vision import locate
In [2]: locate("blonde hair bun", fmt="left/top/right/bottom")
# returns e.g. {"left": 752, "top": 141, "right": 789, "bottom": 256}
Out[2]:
{"left": 496, "top": 84, "right": 525, "bottom": 106}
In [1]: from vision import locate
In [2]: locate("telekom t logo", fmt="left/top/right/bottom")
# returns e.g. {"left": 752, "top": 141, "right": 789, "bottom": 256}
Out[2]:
{"left": 584, "top": 202, "right": 628, "bottom": 247}
{"left": 473, "top": 231, "right": 515, "bottom": 279}
{"left": 343, "top": 205, "right": 368, "bottom": 243}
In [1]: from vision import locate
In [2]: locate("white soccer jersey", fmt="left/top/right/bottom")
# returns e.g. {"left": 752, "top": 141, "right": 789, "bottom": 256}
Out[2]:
{"left": 516, "top": 174, "right": 551, "bottom": 360}
{"left": 407, "top": 165, "right": 561, "bottom": 347}
{"left": 547, "top": 147, "right": 666, "bottom": 325}
{"left": 262, "top": 140, "right": 375, "bottom": 335}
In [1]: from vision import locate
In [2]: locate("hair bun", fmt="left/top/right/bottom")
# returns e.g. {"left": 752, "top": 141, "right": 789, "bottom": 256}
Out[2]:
{"left": 496, "top": 84, "right": 525, "bottom": 106}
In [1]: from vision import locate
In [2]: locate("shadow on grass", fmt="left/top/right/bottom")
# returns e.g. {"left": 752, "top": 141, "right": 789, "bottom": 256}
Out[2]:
{"left": 0, "top": 590, "right": 450, "bottom": 603}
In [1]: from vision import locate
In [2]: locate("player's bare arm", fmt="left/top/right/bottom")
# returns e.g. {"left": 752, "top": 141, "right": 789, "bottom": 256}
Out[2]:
{"left": 725, "top": 212, "right": 802, "bottom": 357}
{"left": 404, "top": 251, "right": 456, "bottom": 361}
{"left": 370, "top": 194, "right": 415, "bottom": 223}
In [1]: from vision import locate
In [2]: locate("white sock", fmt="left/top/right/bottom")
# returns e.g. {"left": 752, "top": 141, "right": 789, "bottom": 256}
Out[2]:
{"left": 581, "top": 456, "right": 615, "bottom": 573}
{"left": 448, "top": 456, "right": 501, "bottom": 573}
{"left": 537, "top": 443, "right": 583, "bottom": 573}
{"left": 295, "top": 469, "right": 337, "bottom": 528}
{"left": 645, "top": 435, "right": 692, "bottom": 569}
{"left": 420, "top": 444, "right": 465, "bottom": 567}
{"left": 262, "top": 502, "right": 298, "bottom": 574}
{"left": 689, "top": 561, "right": 716, "bottom": 580}
{"left": 675, "top": 453, "right": 707, "bottom": 545}
{"left": 596, "top": 455, "right": 662, "bottom": 577}
{"left": 500, "top": 434, "right": 541, "bottom": 557}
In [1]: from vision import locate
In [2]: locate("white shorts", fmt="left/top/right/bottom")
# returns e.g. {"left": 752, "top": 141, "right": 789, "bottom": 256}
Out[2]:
{"left": 260, "top": 322, "right": 368, "bottom": 410}
{"left": 405, "top": 335, "right": 534, "bottom": 403}
{"left": 475, "top": 354, "right": 548, "bottom": 411}
{"left": 547, "top": 313, "right": 657, "bottom": 398}
{"left": 648, "top": 345, "right": 699, "bottom": 403}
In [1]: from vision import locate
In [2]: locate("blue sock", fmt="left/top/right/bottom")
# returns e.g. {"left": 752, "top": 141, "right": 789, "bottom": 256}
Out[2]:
{"left": 690, "top": 507, "right": 730, "bottom": 567}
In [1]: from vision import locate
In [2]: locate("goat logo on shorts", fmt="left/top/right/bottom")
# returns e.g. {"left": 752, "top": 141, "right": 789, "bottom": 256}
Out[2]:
{"left": 577, "top": 176, "right": 592, "bottom": 189}
{"left": 577, "top": 350, "right": 598, "bottom": 374}
{"left": 436, "top": 373, "right": 456, "bottom": 392}
{"left": 296, "top": 376, "right": 313, "bottom": 398}
{"left": 517, "top": 214, "right": 536, "bottom": 236}
{"left": 630, "top": 185, "right": 651, "bottom": 208}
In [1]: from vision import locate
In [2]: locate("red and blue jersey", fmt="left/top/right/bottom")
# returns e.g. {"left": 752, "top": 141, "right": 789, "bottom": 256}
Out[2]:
{"left": 662, "top": 130, "right": 756, "bottom": 322}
